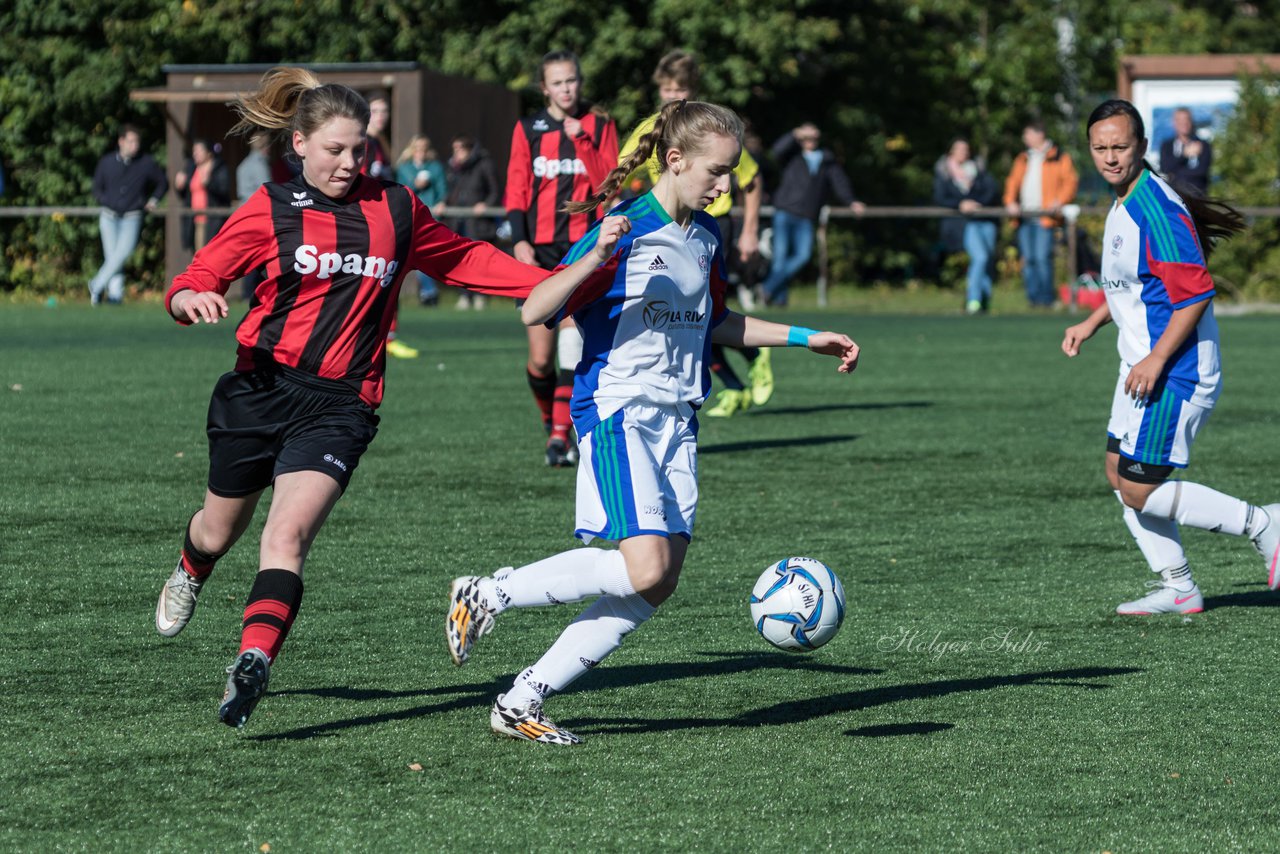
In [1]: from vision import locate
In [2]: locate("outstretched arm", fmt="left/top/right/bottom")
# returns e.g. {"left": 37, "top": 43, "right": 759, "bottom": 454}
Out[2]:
{"left": 712, "top": 312, "right": 859, "bottom": 374}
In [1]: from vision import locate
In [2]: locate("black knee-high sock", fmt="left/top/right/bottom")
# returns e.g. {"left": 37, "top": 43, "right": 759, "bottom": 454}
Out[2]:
{"left": 527, "top": 369, "right": 556, "bottom": 431}
{"left": 239, "top": 569, "right": 304, "bottom": 662}
{"left": 181, "top": 512, "right": 225, "bottom": 581}
{"left": 710, "top": 344, "right": 745, "bottom": 391}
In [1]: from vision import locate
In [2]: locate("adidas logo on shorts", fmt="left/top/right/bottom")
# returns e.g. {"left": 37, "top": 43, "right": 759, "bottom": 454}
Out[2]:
{"left": 648, "top": 254, "right": 668, "bottom": 271}
{"left": 1128, "top": 462, "right": 1145, "bottom": 475}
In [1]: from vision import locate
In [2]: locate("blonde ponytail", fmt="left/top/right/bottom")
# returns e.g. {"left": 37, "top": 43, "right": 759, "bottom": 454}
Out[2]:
{"left": 565, "top": 100, "right": 742, "bottom": 215}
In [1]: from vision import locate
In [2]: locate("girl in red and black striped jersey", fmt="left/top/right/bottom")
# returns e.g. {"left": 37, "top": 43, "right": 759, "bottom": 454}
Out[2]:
{"left": 154, "top": 66, "right": 628, "bottom": 730}
{"left": 506, "top": 50, "right": 619, "bottom": 467}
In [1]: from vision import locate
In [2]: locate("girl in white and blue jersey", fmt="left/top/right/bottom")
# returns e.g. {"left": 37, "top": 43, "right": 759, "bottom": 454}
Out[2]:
{"left": 445, "top": 100, "right": 860, "bottom": 744}
{"left": 1063, "top": 99, "right": 1278, "bottom": 616}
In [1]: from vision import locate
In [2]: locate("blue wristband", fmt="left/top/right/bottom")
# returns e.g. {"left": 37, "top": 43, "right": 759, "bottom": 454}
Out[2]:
{"left": 787, "top": 326, "right": 819, "bottom": 347}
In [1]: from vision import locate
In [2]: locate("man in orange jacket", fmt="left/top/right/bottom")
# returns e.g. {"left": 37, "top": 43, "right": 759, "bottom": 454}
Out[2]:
{"left": 1004, "top": 120, "right": 1078, "bottom": 307}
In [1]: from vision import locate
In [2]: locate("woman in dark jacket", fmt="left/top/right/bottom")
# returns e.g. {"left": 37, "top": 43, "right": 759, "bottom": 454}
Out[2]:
{"left": 933, "top": 138, "right": 1000, "bottom": 313}
{"left": 438, "top": 135, "right": 500, "bottom": 242}
{"left": 175, "top": 138, "right": 232, "bottom": 250}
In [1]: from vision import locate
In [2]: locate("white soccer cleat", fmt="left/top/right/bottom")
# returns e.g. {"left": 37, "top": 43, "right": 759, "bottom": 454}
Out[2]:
{"left": 445, "top": 576, "right": 495, "bottom": 666}
{"left": 490, "top": 695, "right": 582, "bottom": 745}
{"left": 1250, "top": 504, "right": 1280, "bottom": 590}
{"left": 155, "top": 559, "right": 204, "bottom": 637}
{"left": 1116, "top": 580, "right": 1203, "bottom": 615}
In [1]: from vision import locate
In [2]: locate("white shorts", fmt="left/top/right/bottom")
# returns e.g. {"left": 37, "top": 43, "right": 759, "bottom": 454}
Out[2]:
{"left": 575, "top": 404, "right": 698, "bottom": 543}
{"left": 1106, "top": 367, "right": 1212, "bottom": 468}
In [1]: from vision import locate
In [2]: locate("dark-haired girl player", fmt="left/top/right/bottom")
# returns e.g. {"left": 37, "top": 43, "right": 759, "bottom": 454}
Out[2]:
{"left": 1062, "top": 98, "right": 1278, "bottom": 615}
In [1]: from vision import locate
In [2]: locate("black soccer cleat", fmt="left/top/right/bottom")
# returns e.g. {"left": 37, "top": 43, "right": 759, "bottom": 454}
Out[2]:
{"left": 218, "top": 648, "right": 270, "bottom": 729}
{"left": 545, "top": 437, "right": 575, "bottom": 468}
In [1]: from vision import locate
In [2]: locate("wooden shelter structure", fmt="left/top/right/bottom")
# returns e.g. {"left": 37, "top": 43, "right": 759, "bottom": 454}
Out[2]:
{"left": 130, "top": 62, "right": 519, "bottom": 283}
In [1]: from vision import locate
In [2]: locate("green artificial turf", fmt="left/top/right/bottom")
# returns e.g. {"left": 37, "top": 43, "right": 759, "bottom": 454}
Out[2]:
{"left": 1, "top": 301, "right": 1278, "bottom": 852}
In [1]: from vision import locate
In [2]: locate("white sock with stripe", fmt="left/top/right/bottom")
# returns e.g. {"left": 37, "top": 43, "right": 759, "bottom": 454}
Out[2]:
{"left": 479, "top": 548, "right": 634, "bottom": 615}
{"left": 1141, "top": 481, "right": 1254, "bottom": 536}
{"left": 502, "top": 593, "right": 656, "bottom": 707}
{"left": 1116, "top": 491, "right": 1189, "bottom": 580}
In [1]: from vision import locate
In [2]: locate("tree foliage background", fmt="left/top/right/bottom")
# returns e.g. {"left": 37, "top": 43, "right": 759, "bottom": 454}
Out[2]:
{"left": 4, "top": 0, "right": 1280, "bottom": 295}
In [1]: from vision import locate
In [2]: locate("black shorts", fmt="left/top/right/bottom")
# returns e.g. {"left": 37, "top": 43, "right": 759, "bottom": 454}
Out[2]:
{"left": 513, "top": 242, "right": 575, "bottom": 310}
{"left": 1106, "top": 436, "right": 1174, "bottom": 484}
{"left": 533, "top": 241, "right": 573, "bottom": 271}
{"left": 205, "top": 366, "right": 380, "bottom": 497}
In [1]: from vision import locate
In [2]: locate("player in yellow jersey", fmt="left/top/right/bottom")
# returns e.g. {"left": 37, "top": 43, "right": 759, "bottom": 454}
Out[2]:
{"left": 618, "top": 51, "right": 773, "bottom": 417}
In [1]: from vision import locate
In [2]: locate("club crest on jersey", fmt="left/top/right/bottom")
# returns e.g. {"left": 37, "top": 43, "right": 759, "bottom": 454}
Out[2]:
{"left": 642, "top": 299, "right": 705, "bottom": 331}
{"left": 533, "top": 156, "right": 586, "bottom": 179}
{"left": 1111, "top": 234, "right": 1123, "bottom": 253}
{"left": 698, "top": 255, "right": 708, "bottom": 271}
{"left": 291, "top": 191, "right": 313, "bottom": 208}
{"left": 294, "top": 244, "right": 399, "bottom": 288}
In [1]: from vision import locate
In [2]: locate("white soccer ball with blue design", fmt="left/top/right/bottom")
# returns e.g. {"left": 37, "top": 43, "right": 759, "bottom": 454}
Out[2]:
{"left": 749, "top": 557, "right": 845, "bottom": 651}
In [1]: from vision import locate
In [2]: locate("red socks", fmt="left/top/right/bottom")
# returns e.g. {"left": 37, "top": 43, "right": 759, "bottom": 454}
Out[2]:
{"left": 239, "top": 568, "right": 304, "bottom": 662}
{"left": 527, "top": 369, "right": 556, "bottom": 432}
{"left": 551, "top": 369, "right": 574, "bottom": 443}
{"left": 181, "top": 514, "right": 222, "bottom": 581}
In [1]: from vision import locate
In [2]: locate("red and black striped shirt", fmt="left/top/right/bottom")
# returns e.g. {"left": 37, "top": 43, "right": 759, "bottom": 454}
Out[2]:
{"left": 166, "top": 174, "right": 545, "bottom": 407}
{"left": 505, "top": 106, "right": 618, "bottom": 247}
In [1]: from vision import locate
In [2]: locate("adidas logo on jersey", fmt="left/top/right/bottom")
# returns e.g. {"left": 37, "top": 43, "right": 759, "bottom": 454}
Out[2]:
{"left": 290, "top": 191, "right": 314, "bottom": 208}
{"left": 293, "top": 244, "right": 399, "bottom": 288}
{"left": 648, "top": 254, "right": 669, "bottom": 271}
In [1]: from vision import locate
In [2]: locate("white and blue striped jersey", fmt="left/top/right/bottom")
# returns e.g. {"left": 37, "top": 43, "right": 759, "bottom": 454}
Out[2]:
{"left": 551, "top": 192, "right": 731, "bottom": 436}
{"left": 1099, "top": 169, "right": 1220, "bottom": 406}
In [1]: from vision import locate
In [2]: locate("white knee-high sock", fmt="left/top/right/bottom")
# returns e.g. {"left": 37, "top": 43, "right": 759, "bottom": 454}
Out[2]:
{"left": 1141, "top": 481, "right": 1257, "bottom": 536}
{"left": 479, "top": 548, "right": 634, "bottom": 615}
{"left": 503, "top": 593, "right": 656, "bottom": 706}
{"left": 1116, "top": 491, "right": 1188, "bottom": 579}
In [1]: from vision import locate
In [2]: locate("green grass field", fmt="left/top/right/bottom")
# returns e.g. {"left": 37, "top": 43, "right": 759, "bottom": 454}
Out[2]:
{"left": 2, "top": 301, "right": 1278, "bottom": 852}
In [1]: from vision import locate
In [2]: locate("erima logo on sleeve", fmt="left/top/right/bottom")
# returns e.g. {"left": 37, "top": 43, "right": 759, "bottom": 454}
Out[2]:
{"left": 294, "top": 244, "right": 399, "bottom": 287}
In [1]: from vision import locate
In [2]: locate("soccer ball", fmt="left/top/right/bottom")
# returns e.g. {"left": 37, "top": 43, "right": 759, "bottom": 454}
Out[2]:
{"left": 749, "top": 557, "right": 845, "bottom": 651}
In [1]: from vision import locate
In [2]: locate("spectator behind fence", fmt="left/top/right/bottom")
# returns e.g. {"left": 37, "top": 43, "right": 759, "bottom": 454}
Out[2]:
{"left": 88, "top": 123, "right": 168, "bottom": 305}
{"left": 933, "top": 138, "right": 1001, "bottom": 314}
{"left": 364, "top": 92, "right": 392, "bottom": 180}
{"left": 1159, "top": 107, "right": 1212, "bottom": 196}
{"left": 174, "top": 138, "right": 231, "bottom": 252}
{"left": 396, "top": 135, "right": 449, "bottom": 306}
{"left": 1003, "top": 120, "right": 1078, "bottom": 308}
{"left": 235, "top": 135, "right": 272, "bottom": 301}
{"left": 759, "top": 123, "right": 864, "bottom": 307}
{"left": 363, "top": 91, "right": 418, "bottom": 357}
{"left": 439, "top": 135, "right": 500, "bottom": 310}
